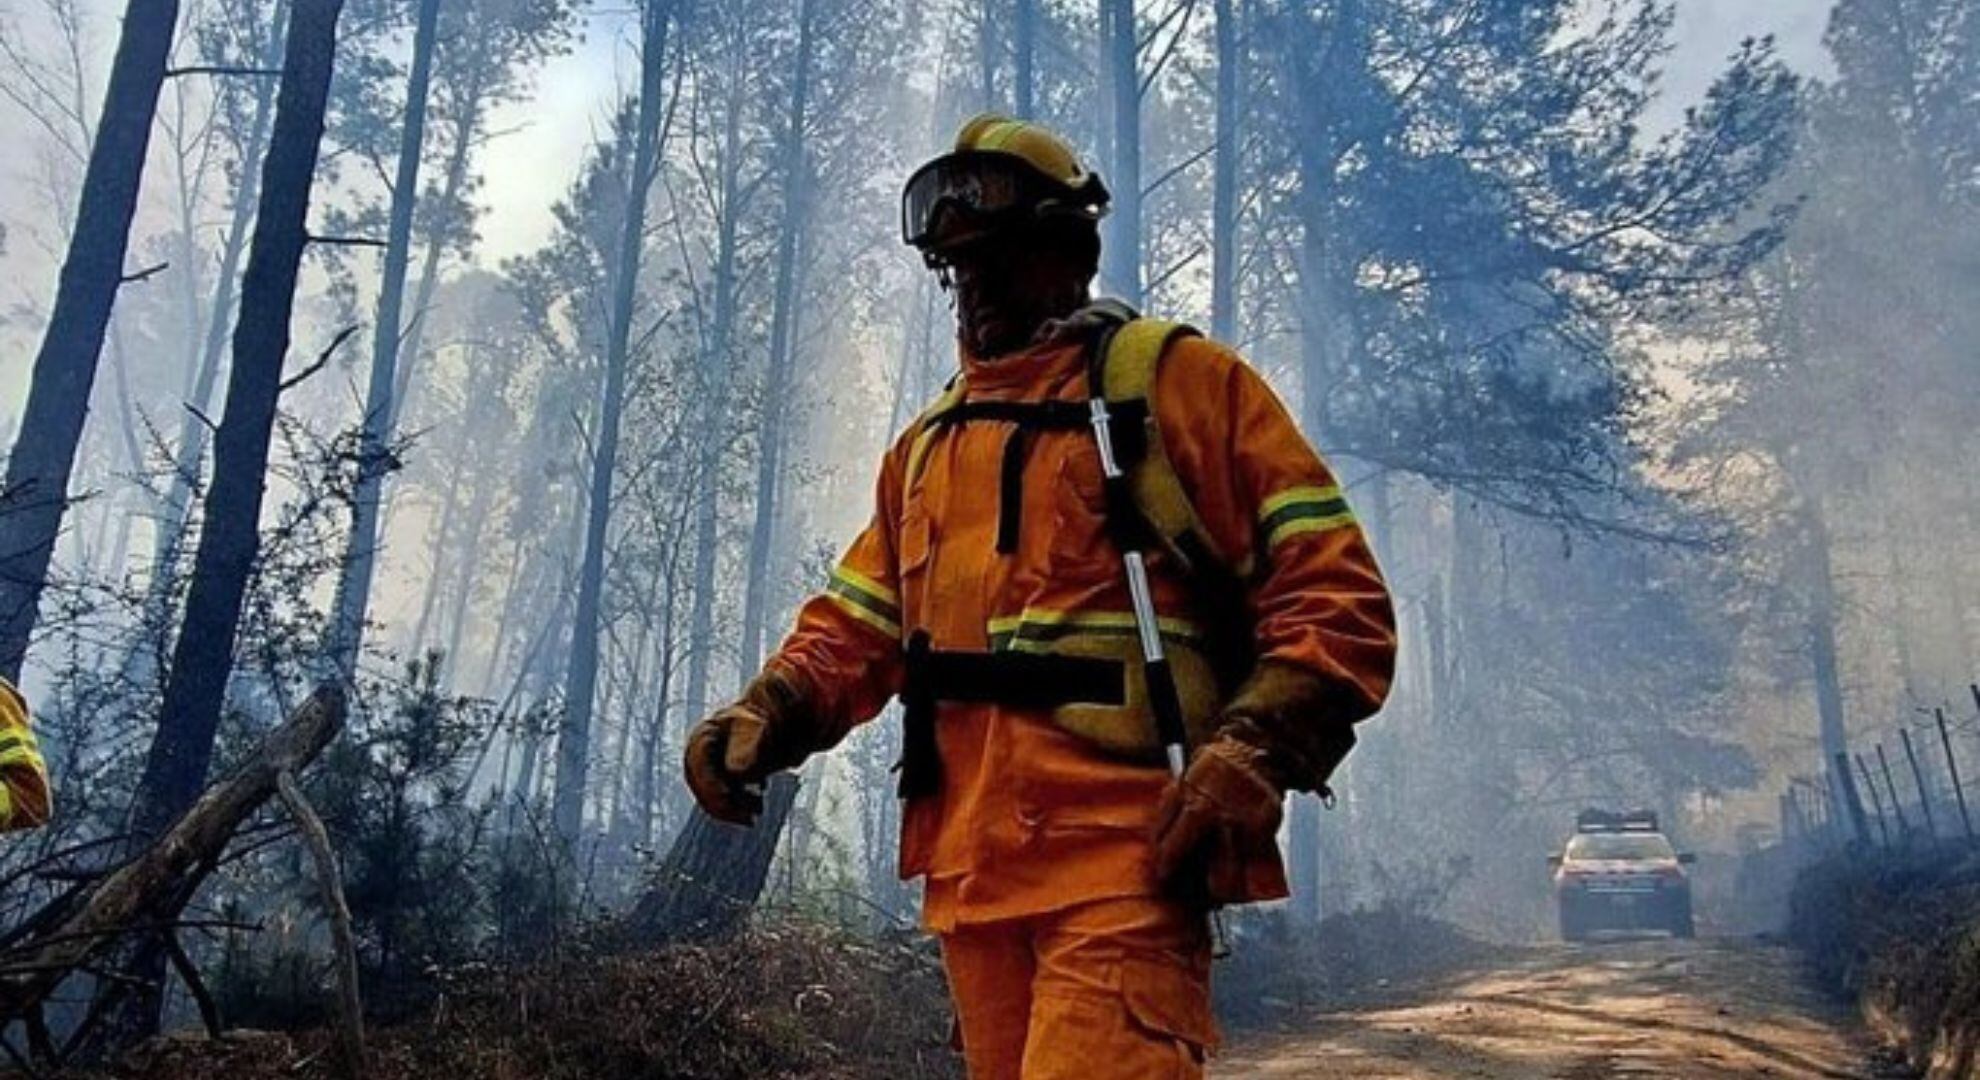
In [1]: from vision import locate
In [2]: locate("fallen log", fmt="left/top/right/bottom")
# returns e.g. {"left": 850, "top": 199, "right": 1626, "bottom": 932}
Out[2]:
{"left": 0, "top": 684, "right": 345, "bottom": 1021}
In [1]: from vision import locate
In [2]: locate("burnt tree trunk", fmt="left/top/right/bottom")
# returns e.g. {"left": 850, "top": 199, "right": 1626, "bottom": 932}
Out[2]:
{"left": 631, "top": 773, "right": 799, "bottom": 941}
{"left": 0, "top": 0, "right": 183, "bottom": 680}
{"left": 124, "top": 0, "right": 347, "bottom": 854}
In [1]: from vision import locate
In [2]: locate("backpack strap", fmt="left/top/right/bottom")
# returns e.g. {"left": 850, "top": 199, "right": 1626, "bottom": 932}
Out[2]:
{"left": 1093, "top": 318, "right": 1256, "bottom": 583}
{"left": 1087, "top": 316, "right": 1260, "bottom": 695}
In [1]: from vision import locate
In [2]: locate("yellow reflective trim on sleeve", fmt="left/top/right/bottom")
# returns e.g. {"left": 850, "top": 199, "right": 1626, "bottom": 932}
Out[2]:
{"left": 0, "top": 783, "right": 12, "bottom": 828}
{"left": 825, "top": 593, "right": 902, "bottom": 639}
{"left": 831, "top": 565, "right": 898, "bottom": 610}
{"left": 825, "top": 564, "right": 901, "bottom": 634}
{"left": 1258, "top": 484, "right": 1343, "bottom": 521}
{"left": 1258, "top": 483, "right": 1356, "bottom": 549}
{"left": 1266, "top": 511, "right": 1359, "bottom": 548}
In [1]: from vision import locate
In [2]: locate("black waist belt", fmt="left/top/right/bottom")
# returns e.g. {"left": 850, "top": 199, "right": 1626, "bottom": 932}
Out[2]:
{"left": 895, "top": 630, "right": 1126, "bottom": 799}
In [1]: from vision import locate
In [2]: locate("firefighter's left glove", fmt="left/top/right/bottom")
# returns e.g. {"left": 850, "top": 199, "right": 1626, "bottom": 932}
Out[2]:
{"left": 683, "top": 667, "right": 815, "bottom": 827}
{"left": 1151, "top": 730, "right": 1288, "bottom": 906}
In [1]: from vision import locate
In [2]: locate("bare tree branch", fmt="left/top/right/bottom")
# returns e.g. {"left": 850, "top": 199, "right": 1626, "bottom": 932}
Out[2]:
{"left": 118, "top": 262, "right": 169, "bottom": 285}
{"left": 163, "top": 65, "right": 282, "bottom": 79}
{"left": 306, "top": 233, "right": 388, "bottom": 249}
{"left": 279, "top": 324, "right": 361, "bottom": 394}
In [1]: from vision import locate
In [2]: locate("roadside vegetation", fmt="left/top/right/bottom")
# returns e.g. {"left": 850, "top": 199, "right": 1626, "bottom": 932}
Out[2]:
{"left": 1791, "top": 845, "right": 1980, "bottom": 1079}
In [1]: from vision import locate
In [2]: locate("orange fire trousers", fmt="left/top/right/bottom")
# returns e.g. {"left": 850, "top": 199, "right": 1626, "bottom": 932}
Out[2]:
{"left": 939, "top": 895, "right": 1219, "bottom": 1079}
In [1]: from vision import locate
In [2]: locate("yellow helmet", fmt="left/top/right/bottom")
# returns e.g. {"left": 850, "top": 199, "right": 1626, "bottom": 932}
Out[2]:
{"left": 901, "top": 113, "right": 1111, "bottom": 258}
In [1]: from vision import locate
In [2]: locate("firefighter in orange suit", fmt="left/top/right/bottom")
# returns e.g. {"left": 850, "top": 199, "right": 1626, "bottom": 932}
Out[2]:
{"left": 684, "top": 114, "right": 1396, "bottom": 1078}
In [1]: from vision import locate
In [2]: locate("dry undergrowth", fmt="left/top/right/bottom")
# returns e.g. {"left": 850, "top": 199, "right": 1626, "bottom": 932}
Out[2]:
{"left": 73, "top": 920, "right": 961, "bottom": 1080}
{"left": 1791, "top": 843, "right": 1980, "bottom": 1078}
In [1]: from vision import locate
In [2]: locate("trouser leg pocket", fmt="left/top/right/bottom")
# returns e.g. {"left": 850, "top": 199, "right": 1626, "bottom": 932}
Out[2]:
{"left": 1022, "top": 950, "right": 1217, "bottom": 1080}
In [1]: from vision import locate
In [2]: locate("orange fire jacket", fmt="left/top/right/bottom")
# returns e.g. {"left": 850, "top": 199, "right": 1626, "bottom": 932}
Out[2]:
{"left": 765, "top": 329, "right": 1395, "bottom": 930}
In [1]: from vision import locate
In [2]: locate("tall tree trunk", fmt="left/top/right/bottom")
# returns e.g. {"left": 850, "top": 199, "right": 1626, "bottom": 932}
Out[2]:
{"left": 554, "top": 0, "right": 674, "bottom": 847}
{"left": 111, "top": 0, "right": 344, "bottom": 1043}
{"left": 1209, "top": 0, "right": 1239, "bottom": 342}
{"left": 680, "top": 23, "right": 749, "bottom": 736}
{"left": 1102, "top": 0, "right": 1140, "bottom": 306}
{"left": 978, "top": 1, "right": 998, "bottom": 109}
{"left": 739, "top": 0, "right": 817, "bottom": 672}
{"left": 130, "top": 0, "right": 343, "bottom": 849}
{"left": 477, "top": 532, "right": 535, "bottom": 691}
{"left": 1803, "top": 505, "right": 1849, "bottom": 767}
{"left": 139, "top": 0, "right": 290, "bottom": 635}
{"left": 387, "top": 56, "right": 495, "bottom": 438}
{"left": 0, "top": 0, "right": 183, "bottom": 680}
{"left": 326, "top": 0, "right": 443, "bottom": 676}
{"left": 407, "top": 444, "right": 466, "bottom": 653}
{"left": 440, "top": 454, "right": 496, "bottom": 672}
{"left": 1286, "top": 792, "right": 1321, "bottom": 922}
{"left": 636, "top": 564, "right": 683, "bottom": 847}
{"left": 1014, "top": 0, "right": 1036, "bottom": 117}
{"left": 653, "top": 0, "right": 823, "bottom": 933}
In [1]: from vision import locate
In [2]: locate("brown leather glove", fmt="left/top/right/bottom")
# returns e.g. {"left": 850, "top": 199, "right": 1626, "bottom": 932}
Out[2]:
{"left": 683, "top": 667, "right": 815, "bottom": 826}
{"left": 1150, "top": 728, "right": 1290, "bottom": 906}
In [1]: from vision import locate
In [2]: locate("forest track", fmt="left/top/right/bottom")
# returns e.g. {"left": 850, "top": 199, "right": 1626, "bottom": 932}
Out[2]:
{"left": 1215, "top": 936, "right": 1911, "bottom": 1079}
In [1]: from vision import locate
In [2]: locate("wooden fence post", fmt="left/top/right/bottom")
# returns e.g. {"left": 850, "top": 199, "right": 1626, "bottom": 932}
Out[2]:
{"left": 1832, "top": 753, "right": 1873, "bottom": 847}
{"left": 1937, "top": 707, "right": 1974, "bottom": 840}
{"left": 1901, "top": 727, "right": 1939, "bottom": 839}
{"left": 1877, "top": 743, "right": 1911, "bottom": 838}
{"left": 1854, "top": 753, "right": 1891, "bottom": 847}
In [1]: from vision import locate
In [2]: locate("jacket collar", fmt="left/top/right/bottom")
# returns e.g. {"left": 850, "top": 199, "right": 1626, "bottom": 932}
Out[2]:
{"left": 956, "top": 298, "right": 1136, "bottom": 395}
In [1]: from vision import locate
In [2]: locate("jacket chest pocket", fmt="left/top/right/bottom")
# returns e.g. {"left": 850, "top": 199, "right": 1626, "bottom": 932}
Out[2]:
{"left": 1040, "top": 436, "right": 1117, "bottom": 583}
{"left": 896, "top": 492, "right": 934, "bottom": 632}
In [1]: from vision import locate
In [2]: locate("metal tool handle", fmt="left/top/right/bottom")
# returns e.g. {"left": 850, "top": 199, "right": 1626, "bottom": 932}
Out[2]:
{"left": 1090, "top": 398, "right": 1186, "bottom": 777}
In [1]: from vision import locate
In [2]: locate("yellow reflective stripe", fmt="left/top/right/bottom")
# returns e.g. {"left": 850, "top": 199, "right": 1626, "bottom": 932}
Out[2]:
{"left": 0, "top": 783, "right": 12, "bottom": 827}
{"left": 832, "top": 566, "right": 898, "bottom": 610}
{"left": 825, "top": 567, "right": 902, "bottom": 639}
{"left": 826, "top": 594, "right": 901, "bottom": 638}
{"left": 0, "top": 747, "right": 45, "bottom": 773}
{"left": 0, "top": 726, "right": 41, "bottom": 774}
{"left": 1259, "top": 484, "right": 1355, "bottom": 548}
{"left": 1258, "top": 484, "right": 1343, "bottom": 520}
{"left": 987, "top": 609, "right": 1202, "bottom": 651}
{"left": 1266, "top": 511, "right": 1358, "bottom": 548}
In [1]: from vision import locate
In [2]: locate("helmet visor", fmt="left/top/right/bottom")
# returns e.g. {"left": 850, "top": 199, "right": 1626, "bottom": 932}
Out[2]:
{"left": 901, "top": 152, "right": 1051, "bottom": 249}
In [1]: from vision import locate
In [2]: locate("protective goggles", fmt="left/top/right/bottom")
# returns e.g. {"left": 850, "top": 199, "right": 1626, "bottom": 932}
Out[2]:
{"left": 900, "top": 151, "right": 1109, "bottom": 250}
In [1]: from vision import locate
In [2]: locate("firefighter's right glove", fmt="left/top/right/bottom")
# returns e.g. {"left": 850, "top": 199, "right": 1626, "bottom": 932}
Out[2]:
{"left": 683, "top": 667, "right": 814, "bottom": 827}
{"left": 1151, "top": 731, "right": 1288, "bottom": 906}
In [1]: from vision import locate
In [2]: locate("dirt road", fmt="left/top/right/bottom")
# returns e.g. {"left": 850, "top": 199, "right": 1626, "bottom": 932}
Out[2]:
{"left": 1216, "top": 937, "right": 1905, "bottom": 1079}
